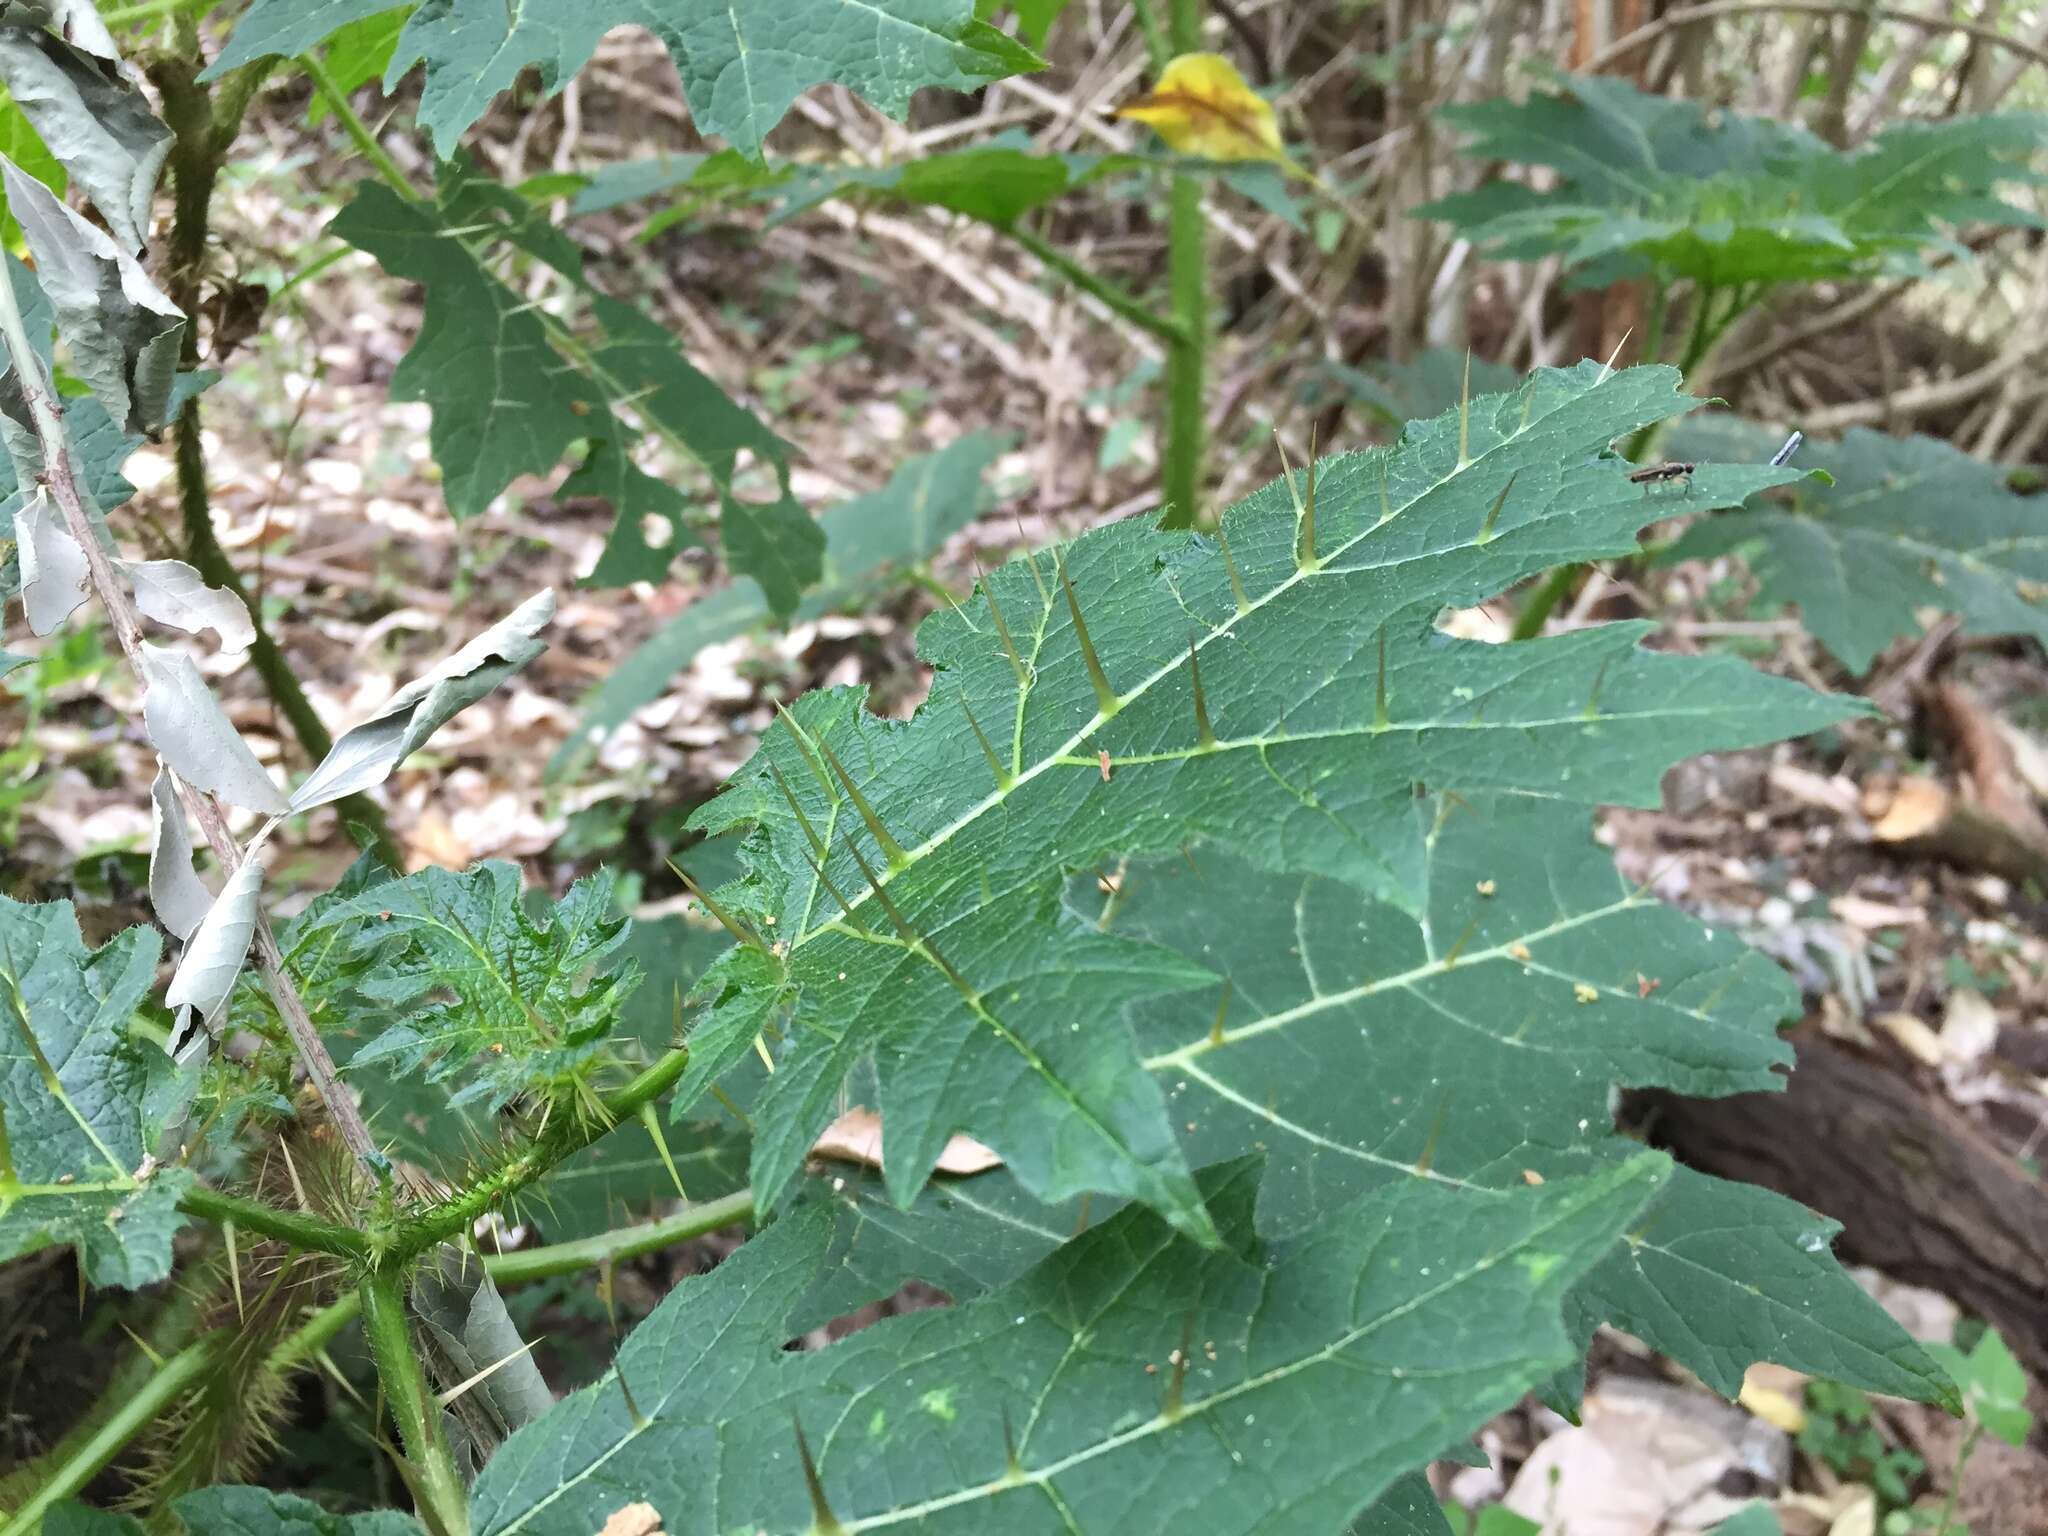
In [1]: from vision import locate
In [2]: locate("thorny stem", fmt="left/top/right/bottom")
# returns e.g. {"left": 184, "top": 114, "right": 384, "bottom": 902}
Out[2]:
{"left": 0, "top": 238, "right": 382, "bottom": 1170}
{"left": 361, "top": 1270, "right": 470, "bottom": 1536}
{"left": 6, "top": 1186, "right": 757, "bottom": 1523}
{"left": 0, "top": 1332, "right": 225, "bottom": 1536}
{"left": 148, "top": 48, "right": 403, "bottom": 869}
{"left": 179, "top": 1182, "right": 371, "bottom": 1258}
{"left": 384, "top": 1046, "right": 696, "bottom": 1263}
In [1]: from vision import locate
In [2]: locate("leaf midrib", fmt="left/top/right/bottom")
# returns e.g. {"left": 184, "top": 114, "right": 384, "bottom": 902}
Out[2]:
{"left": 783, "top": 372, "right": 1632, "bottom": 961}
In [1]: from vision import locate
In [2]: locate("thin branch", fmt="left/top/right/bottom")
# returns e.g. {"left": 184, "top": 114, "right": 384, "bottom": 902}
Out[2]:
{"left": 1586, "top": 0, "right": 2048, "bottom": 76}
{"left": 0, "top": 265, "right": 382, "bottom": 1169}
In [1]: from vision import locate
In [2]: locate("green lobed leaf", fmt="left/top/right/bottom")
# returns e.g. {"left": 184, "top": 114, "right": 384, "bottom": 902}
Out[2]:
{"left": 468, "top": 1154, "right": 1670, "bottom": 1535}
{"left": 678, "top": 362, "right": 1857, "bottom": 1245}
{"left": 1421, "top": 75, "right": 2046, "bottom": 288}
{"left": 0, "top": 897, "right": 196, "bottom": 1287}
{"left": 552, "top": 431, "right": 1010, "bottom": 780}
{"left": 1662, "top": 418, "right": 2048, "bottom": 674}
{"left": 1097, "top": 810, "right": 1948, "bottom": 1405}
{"left": 303, "top": 862, "right": 635, "bottom": 1114}
{"left": 205, "top": 0, "right": 1043, "bottom": 160}
{"left": 173, "top": 1486, "right": 423, "bottom": 1535}
{"left": 330, "top": 166, "right": 815, "bottom": 608}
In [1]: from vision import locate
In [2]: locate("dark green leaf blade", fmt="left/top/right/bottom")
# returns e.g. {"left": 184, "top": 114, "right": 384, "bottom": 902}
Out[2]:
{"left": 1663, "top": 420, "right": 2048, "bottom": 673}
{"left": 684, "top": 362, "right": 1859, "bottom": 1235}
{"left": 1099, "top": 798, "right": 1949, "bottom": 1406}
{"left": 469, "top": 1154, "right": 1669, "bottom": 1536}
{"left": 207, "top": 0, "right": 1042, "bottom": 159}
{"left": 0, "top": 898, "right": 195, "bottom": 1287}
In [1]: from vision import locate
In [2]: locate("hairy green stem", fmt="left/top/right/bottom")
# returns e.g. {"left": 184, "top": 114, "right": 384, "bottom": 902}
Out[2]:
{"left": 387, "top": 1048, "right": 695, "bottom": 1263}
{"left": 0, "top": 1332, "right": 224, "bottom": 1536}
{"left": 486, "top": 1187, "right": 755, "bottom": 1284}
{"left": 179, "top": 1183, "right": 372, "bottom": 1258}
{"left": 300, "top": 50, "right": 417, "bottom": 201}
{"left": 361, "top": 1271, "right": 470, "bottom": 1536}
{"left": 1007, "top": 226, "right": 1185, "bottom": 345}
{"left": 1156, "top": 0, "right": 1210, "bottom": 531}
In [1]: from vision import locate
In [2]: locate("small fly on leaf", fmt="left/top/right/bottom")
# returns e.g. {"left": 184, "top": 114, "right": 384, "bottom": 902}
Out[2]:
{"left": 1628, "top": 460, "right": 1696, "bottom": 493}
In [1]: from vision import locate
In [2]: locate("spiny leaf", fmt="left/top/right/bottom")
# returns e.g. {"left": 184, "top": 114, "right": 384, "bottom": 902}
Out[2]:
{"left": 1663, "top": 418, "right": 2048, "bottom": 674}
{"left": 0, "top": 897, "right": 195, "bottom": 1287}
{"left": 685, "top": 362, "right": 1855, "bottom": 1239}
{"left": 1117, "top": 52, "right": 1286, "bottom": 164}
{"left": 301, "top": 862, "right": 635, "bottom": 1113}
{"left": 1101, "top": 797, "right": 1949, "bottom": 1406}
{"left": 329, "top": 165, "right": 816, "bottom": 606}
{"left": 204, "top": 0, "right": 1044, "bottom": 160}
{"left": 469, "top": 1155, "right": 1669, "bottom": 1536}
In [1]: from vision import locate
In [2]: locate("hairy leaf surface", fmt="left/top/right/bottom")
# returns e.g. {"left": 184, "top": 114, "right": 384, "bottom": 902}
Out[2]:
{"left": 681, "top": 362, "right": 1855, "bottom": 1244}
{"left": 305, "top": 863, "right": 635, "bottom": 1113}
{"left": 0, "top": 898, "right": 194, "bottom": 1286}
{"left": 470, "top": 1155, "right": 1667, "bottom": 1535}
{"left": 1663, "top": 418, "right": 2048, "bottom": 673}
{"left": 206, "top": 0, "right": 1041, "bottom": 159}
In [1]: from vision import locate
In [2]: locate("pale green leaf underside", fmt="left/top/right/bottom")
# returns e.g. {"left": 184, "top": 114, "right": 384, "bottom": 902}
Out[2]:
{"left": 1664, "top": 418, "right": 2048, "bottom": 674}
{"left": 0, "top": 898, "right": 194, "bottom": 1287}
{"left": 470, "top": 1155, "right": 1668, "bottom": 1535}
{"left": 683, "top": 362, "right": 1853, "bottom": 1247}
{"left": 206, "top": 0, "right": 1037, "bottom": 159}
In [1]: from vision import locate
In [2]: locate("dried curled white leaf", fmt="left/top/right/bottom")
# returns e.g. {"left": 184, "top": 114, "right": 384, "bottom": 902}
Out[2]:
{"left": 139, "top": 642, "right": 290, "bottom": 814}
{"left": 147, "top": 766, "right": 212, "bottom": 941}
{"left": 291, "top": 589, "right": 556, "bottom": 812}
{"left": 122, "top": 559, "right": 255, "bottom": 653}
{"left": 12, "top": 487, "right": 88, "bottom": 635}
{"left": 164, "top": 854, "right": 260, "bottom": 1034}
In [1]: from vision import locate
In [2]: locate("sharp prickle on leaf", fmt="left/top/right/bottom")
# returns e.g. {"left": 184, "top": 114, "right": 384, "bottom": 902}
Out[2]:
{"left": 1055, "top": 548, "right": 1120, "bottom": 717}
{"left": 793, "top": 1418, "right": 846, "bottom": 1536}
{"left": 817, "top": 737, "right": 910, "bottom": 869}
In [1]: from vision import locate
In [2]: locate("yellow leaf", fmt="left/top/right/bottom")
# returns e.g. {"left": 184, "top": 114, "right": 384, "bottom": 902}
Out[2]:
{"left": 1115, "top": 52, "right": 1284, "bottom": 163}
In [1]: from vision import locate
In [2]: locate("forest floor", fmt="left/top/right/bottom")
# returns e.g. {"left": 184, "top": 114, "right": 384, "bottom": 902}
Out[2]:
{"left": 4, "top": 41, "right": 2048, "bottom": 1536}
